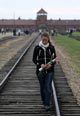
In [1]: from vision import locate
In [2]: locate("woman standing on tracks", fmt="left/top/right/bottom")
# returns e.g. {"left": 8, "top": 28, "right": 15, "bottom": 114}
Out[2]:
{"left": 32, "top": 32, "right": 56, "bottom": 111}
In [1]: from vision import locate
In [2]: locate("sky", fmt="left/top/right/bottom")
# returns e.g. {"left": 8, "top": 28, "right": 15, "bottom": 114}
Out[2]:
{"left": 0, "top": 0, "right": 80, "bottom": 20}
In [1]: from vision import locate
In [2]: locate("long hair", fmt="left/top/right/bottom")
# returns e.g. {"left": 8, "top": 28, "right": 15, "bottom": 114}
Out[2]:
{"left": 41, "top": 32, "right": 52, "bottom": 45}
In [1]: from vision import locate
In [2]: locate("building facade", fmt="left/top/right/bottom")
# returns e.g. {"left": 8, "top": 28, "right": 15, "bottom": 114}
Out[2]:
{"left": 0, "top": 8, "right": 80, "bottom": 32}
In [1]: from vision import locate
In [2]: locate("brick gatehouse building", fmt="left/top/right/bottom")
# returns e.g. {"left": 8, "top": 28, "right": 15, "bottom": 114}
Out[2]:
{"left": 0, "top": 8, "right": 80, "bottom": 32}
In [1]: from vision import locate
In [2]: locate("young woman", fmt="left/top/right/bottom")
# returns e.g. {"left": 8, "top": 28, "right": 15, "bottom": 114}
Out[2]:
{"left": 32, "top": 32, "right": 56, "bottom": 111}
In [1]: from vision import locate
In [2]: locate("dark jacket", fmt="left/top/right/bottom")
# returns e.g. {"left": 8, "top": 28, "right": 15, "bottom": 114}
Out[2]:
{"left": 32, "top": 44, "right": 56, "bottom": 74}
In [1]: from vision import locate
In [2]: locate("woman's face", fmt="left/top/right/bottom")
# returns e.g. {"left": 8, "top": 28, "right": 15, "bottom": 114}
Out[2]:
{"left": 42, "top": 36, "right": 49, "bottom": 45}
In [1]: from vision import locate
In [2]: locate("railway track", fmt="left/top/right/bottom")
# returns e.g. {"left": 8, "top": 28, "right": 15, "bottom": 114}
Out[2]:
{"left": 54, "top": 64, "right": 80, "bottom": 116}
{"left": 0, "top": 36, "right": 17, "bottom": 44}
{"left": 0, "top": 35, "right": 54, "bottom": 116}
{"left": 0, "top": 34, "right": 27, "bottom": 45}
{"left": 0, "top": 34, "right": 80, "bottom": 116}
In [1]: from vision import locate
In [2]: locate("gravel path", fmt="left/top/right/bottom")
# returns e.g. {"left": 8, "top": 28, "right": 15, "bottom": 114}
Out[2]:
{"left": 51, "top": 37, "right": 80, "bottom": 105}
{"left": 0, "top": 33, "right": 37, "bottom": 70}
{"left": 0, "top": 32, "right": 13, "bottom": 39}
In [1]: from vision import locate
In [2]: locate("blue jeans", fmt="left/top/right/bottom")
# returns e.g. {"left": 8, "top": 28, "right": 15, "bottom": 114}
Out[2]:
{"left": 38, "top": 72, "right": 53, "bottom": 106}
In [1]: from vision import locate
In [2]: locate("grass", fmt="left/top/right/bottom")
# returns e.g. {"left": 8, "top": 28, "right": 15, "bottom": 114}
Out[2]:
{"left": 72, "top": 31, "right": 80, "bottom": 36}
{"left": 53, "top": 34, "right": 80, "bottom": 70}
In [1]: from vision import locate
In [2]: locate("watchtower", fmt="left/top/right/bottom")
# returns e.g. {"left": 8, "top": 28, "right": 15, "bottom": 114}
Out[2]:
{"left": 36, "top": 8, "right": 47, "bottom": 29}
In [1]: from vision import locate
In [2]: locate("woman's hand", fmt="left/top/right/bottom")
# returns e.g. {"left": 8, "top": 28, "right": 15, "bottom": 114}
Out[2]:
{"left": 41, "top": 64, "right": 52, "bottom": 70}
{"left": 45, "top": 64, "right": 52, "bottom": 69}
{"left": 41, "top": 64, "right": 46, "bottom": 69}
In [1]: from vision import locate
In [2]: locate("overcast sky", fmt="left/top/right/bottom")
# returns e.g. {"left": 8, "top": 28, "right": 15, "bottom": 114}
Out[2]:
{"left": 0, "top": 0, "right": 80, "bottom": 20}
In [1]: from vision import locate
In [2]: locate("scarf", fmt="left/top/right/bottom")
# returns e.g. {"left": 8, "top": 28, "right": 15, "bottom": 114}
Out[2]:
{"left": 39, "top": 41, "right": 49, "bottom": 50}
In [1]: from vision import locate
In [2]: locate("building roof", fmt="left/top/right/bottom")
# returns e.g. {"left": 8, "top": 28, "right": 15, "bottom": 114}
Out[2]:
{"left": 47, "top": 20, "right": 80, "bottom": 26}
{"left": 0, "top": 19, "right": 36, "bottom": 26}
{"left": 37, "top": 8, "right": 47, "bottom": 14}
{"left": 0, "top": 19, "right": 80, "bottom": 27}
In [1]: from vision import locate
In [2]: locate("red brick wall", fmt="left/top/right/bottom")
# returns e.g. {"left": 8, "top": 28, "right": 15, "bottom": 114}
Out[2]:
{"left": 36, "top": 15, "right": 47, "bottom": 25}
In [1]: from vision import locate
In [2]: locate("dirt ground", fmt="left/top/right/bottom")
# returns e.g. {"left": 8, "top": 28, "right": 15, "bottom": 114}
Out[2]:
{"left": 51, "top": 37, "right": 80, "bottom": 105}
{"left": 0, "top": 33, "right": 37, "bottom": 70}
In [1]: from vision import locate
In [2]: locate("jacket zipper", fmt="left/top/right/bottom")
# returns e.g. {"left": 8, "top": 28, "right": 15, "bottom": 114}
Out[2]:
{"left": 44, "top": 48, "right": 46, "bottom": 64}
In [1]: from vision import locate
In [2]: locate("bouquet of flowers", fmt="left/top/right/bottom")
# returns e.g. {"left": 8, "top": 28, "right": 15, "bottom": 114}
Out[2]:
{"left": 39, "top": 53, "right": 58, "bottom": 72}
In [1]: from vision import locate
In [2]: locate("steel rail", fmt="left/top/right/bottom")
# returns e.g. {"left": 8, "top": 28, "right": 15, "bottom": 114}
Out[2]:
{"left": 0, "top": 35, "right": 39, "bottom": 91}
{"left": 52, "top": 80, "right": 61, "bottom": 116}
